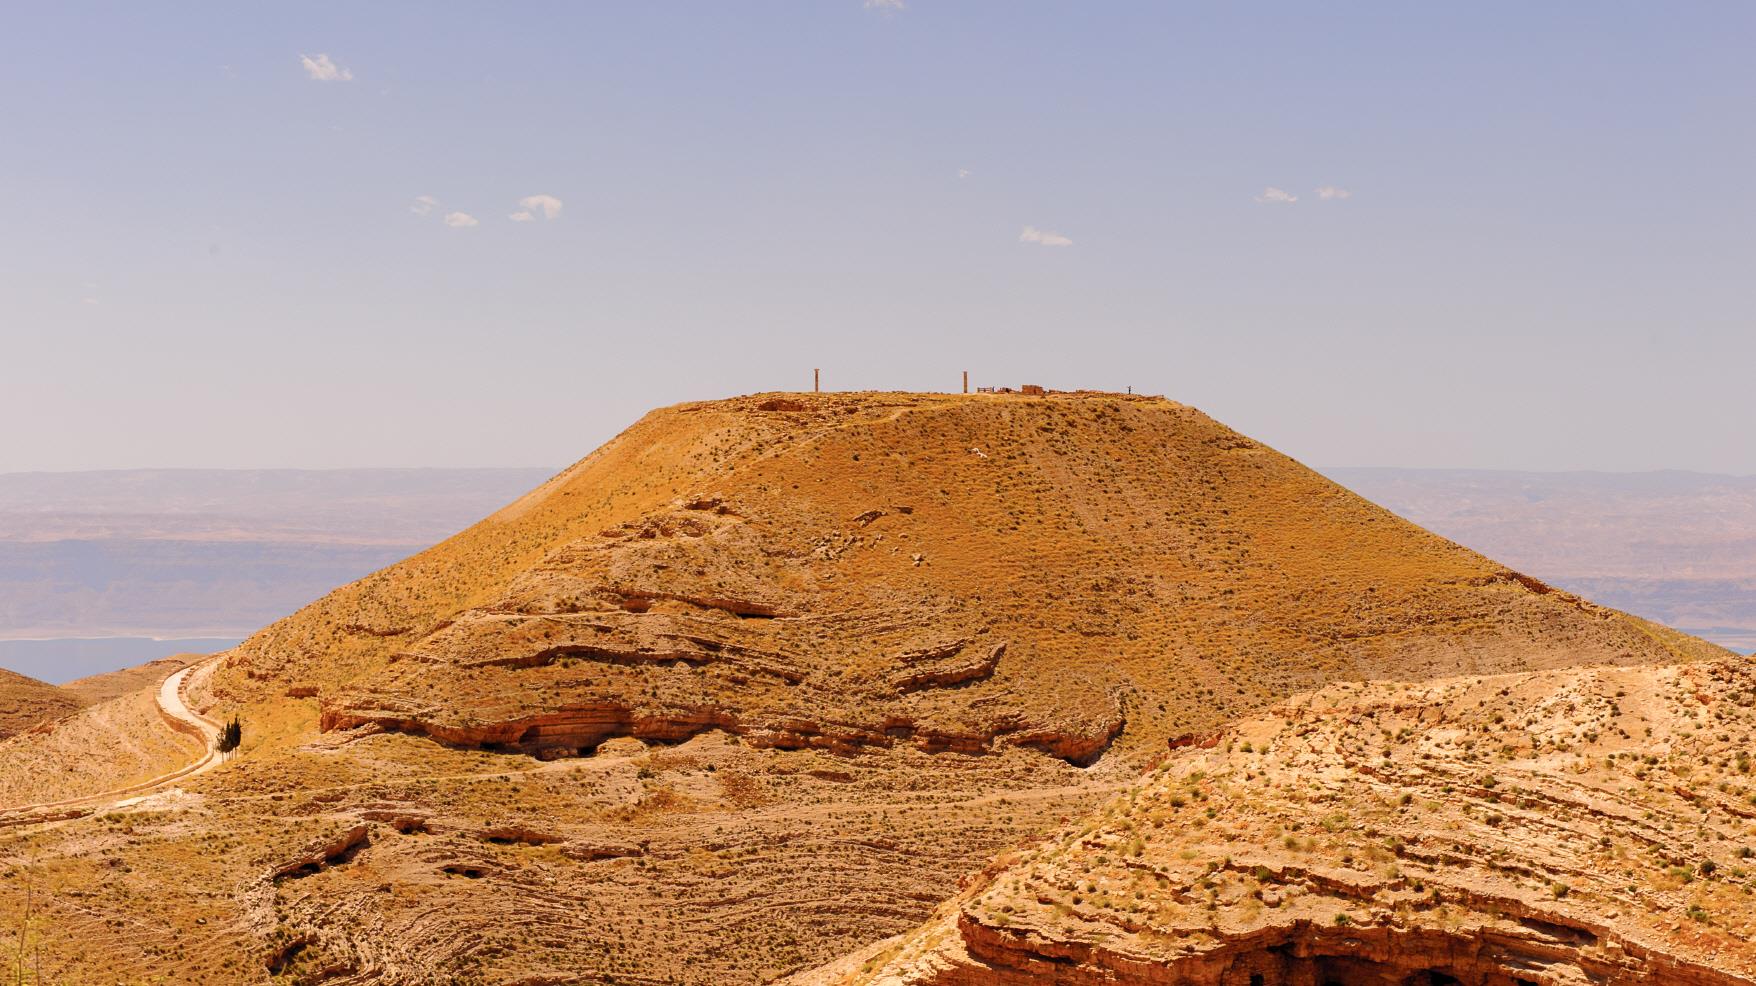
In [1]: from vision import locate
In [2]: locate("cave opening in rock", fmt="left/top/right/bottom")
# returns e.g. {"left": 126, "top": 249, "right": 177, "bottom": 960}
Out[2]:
{"left": 1225, "top": 957, "right": 1553, "bottom": 986}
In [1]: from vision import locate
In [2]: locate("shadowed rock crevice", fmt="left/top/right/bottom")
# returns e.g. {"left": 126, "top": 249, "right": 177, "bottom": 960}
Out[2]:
{"left": 322, "top": 695, "right": 1123, "bottom": 767}
{"left": 271, "top": 824, "right": 371, "bottom": 882}
{"left": 948, "top": 914, "right": 1751, "bottom": 986}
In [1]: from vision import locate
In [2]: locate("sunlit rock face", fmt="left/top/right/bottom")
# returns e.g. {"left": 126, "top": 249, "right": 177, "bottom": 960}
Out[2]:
{"left": 792, "top": 660, "right": 1756, "bottom": 986}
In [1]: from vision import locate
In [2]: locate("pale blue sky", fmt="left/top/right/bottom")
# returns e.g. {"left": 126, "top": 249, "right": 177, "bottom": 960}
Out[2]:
{"left": 3, "top": 3, "right": 1751, "bottom": 472}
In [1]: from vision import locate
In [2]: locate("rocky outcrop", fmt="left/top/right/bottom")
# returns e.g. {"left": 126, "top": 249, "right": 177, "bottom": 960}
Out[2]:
{"left": 323, "top": 512, "right": 1129, "bottom": 764}
{"left": 893, "top": 642, "right": 1005, "bottom": 694}
{"left": 936, "top": 906, "right": 1756, "bottom": 985}
{"left": 795, "top": 660, "right": 1756, "bottom": 986}
{"left": 271, "top": 824, "right": 371, "bottom": 882}
{"left": 973, "top": 916, "right": 1744, "bottom": 984}
{"left": 322, "top": 691, "right": 1123, "bottom": 766}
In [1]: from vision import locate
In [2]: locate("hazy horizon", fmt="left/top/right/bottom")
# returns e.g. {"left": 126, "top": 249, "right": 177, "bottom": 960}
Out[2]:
{"left": 2, "top": 465, "right": 1751, "bottom": 685}
{"left": 7, "top": 462, "right": 1756, "bottom": 479}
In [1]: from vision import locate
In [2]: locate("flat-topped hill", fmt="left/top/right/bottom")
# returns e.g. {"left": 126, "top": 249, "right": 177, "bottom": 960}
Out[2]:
{"left": 217, "top": 391, "right": 1719, "bottom": 767}
{"left": 0, "top": 391, "right": 1729, "bottom": 985}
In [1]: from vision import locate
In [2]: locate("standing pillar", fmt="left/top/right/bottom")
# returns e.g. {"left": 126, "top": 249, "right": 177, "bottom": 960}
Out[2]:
{"left": 963, "top": 370, "right": 969, "bottom": 394}
{"left": 814, "top": 368, "right": 820, "bottom": 393}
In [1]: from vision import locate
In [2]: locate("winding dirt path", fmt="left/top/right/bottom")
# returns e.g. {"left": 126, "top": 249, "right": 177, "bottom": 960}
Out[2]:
{"left": 0, "top": 656, "right": 226, "bottom": 827}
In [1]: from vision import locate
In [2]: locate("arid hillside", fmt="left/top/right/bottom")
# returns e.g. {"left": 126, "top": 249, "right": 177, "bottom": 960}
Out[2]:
{"left": 0, "top": 681, "right": 206, "bottom": 807}
{"left": 0, "top": 657, "right": 203, "bottom": 742}
{"left": 809, "top": 659, "right": 1756, "bottom": 985}
{"left": 0, "top": 667, "right": 81, "bottom": 738}
{"left": 1328, "top": 468, "right": 1756, "bottom": 653}
{"left": 60, "top": 654, "right": 196, "bottom": 706}
{"left": 0, "top": 391, "right": 1730, "bottom": 985}
{"left": 216, "top": 392, "right": 1717, "bottom": 762}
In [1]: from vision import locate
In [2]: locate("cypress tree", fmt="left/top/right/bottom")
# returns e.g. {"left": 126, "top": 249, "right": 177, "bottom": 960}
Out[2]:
{"left": 218, "top": 717, "right": 242, "bottom": 754}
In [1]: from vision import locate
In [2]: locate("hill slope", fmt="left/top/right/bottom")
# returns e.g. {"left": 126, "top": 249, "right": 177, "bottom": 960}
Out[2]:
{"left": 809, "top": 659, "right": 1756, "bottom": 985}
{"left": 1327, "top": 467, "right": 1756, "bottom": 652}
{"left": 0, "top": 667, "right": 81, "bottom": 738}
{"left": 60, "top": 655, "right": 195, "bottom": 706}
{"left": 0, "top": 391, "right": 1728, "bottom": 985}
{"left": 216, "top": 391, "right": 1718, "bottom": 763}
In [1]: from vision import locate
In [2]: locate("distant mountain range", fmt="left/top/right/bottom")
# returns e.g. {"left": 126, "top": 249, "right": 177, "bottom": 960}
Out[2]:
{"left": 1325, "top": 467, "right": 1756, "bottom": 653}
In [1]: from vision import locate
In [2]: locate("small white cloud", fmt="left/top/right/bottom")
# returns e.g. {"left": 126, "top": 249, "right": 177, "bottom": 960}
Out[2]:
{"left": 1019, "top": 225, "right": 1073, "bottom": 247}
{"left": 1254, "top": 187, "right": 1298, "bottom": 205}
{"left": 957, "top": 168, "right": 972, "bottom": 179}
{"left": 1316, "top": 185, "right": 1352, "bottom": 200}
{"left": 300, "top": 53, "right": 353, "bottom": 82}
{"left": 410, "top": 195, "right": 439, "bottom": 216}
{"left": 82, "top": 297, "right": 101, "bottom": 306}
{"left": 508, "top": 210, "right": 535, "bottom": 222}
{"left": 865, "top": 0, "right": 905, "bottom": 9}
{"left": 443, "top": 212, "right": 479, "bottom": 228}
{"left": 515, "top": 194, "right": 564, "bottom": 220}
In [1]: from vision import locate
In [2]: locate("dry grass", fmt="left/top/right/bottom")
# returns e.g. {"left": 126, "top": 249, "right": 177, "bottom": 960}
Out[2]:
{"left": 823, "top": 659, "right": 1756, "bottom": 985}
{"left": 0, "top": 687, "right": 203, "bottom": 807}
{"left": 0, "top": 670, "right": 80, "bottom": 741}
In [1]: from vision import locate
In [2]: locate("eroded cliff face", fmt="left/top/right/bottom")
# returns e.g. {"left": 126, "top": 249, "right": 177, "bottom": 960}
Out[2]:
{"left": 321, "top": 494, "right": 1123, "bottom": 766}
{"left": 797, "top": 660, "right": 1756, "bottom": 986}
{"left": 924, "top": 908, "right": 1751, "bottom": 985}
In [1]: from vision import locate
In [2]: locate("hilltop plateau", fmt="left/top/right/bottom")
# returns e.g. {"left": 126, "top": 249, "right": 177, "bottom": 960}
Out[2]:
{"left": 0, "top": 391, "right": 1729, "bottom": 985}
{"left": 216, "top": 392, "right": 1716, "bottom": 762}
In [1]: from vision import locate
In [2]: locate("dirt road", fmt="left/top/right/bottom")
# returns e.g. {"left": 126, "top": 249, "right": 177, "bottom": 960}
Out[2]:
{"left": 0, "top": 656, "right": 225, "bottom": 827}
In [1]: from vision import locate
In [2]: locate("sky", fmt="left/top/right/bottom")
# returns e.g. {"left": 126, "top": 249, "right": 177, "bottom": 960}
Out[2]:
{"left": 2, "top": 2, "right": 1752, "bottom": 474}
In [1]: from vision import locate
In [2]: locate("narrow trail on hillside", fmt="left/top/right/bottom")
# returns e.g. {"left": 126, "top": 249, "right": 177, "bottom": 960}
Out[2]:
{"left": 0, "top": 656, "right": 225, "bottom": 828}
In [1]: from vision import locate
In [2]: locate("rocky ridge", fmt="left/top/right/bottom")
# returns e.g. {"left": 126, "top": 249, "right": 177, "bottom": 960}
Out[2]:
{"left": 799, "top": 660, "right": 1756, "bottom": 985}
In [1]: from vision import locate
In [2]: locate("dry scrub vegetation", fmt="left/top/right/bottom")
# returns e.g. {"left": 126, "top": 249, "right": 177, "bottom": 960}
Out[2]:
{"left": 808, "top": 660, "right": 1756, "bottom": 985}
{"left": 0, "top": 671, "right": 80, "bottom": 741}
{"left": 0, "top": 687, "right": 204, "bottom": 806}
